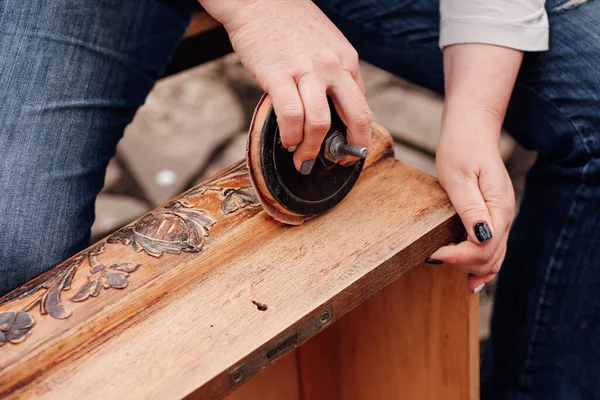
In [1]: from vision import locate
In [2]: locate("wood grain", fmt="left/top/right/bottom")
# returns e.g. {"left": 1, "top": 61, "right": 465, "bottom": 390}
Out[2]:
{"left": 296, "top": 326, "right": 342, "bottom": 400}
{"left": 297, "top": 263, "right": 479, "bottom": 400}
{"left": 220, "top": 351, "right": 300, "bottom": 400}
{"left": 0, "top": 125, "right": 463, "bottom": 399}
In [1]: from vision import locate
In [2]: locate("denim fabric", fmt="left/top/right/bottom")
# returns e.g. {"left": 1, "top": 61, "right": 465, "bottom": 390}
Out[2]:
{"left": 314, "top": 0, "right": 600, "bottom": 398}
{"left": 0, "top": 0, "right": 196, "bottom": 295}
{"left": 1, "top": 0, "right": 599, "bottom": 398}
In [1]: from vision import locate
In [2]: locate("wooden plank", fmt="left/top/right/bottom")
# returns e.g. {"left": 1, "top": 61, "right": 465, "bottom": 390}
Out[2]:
{"left": 297, "top": 263, "right": 479, "bottom": 400}
{"left": 185, "top": 11, "right": 221, "bottom": 38}
{"left": 0, "top": 126, "right": 463, "bottom": 399}
{"left": 219, "top": 261, "right": 478, "bottom": 400}
{"left": 296, "top": 325, "right": 342, "bottom": 400}
{"left": 219, "top": 351, "right": 300, "bottom": 400}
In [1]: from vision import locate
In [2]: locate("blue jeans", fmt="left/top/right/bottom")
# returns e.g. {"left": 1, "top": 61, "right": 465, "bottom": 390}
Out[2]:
{"left": 0, "top": 0, "right": 196, "bottom": 292}
{"left": 313, "top": 0, "right": 600, "bottom": 398}
{"left": 1, "top": 0, "right": 599, "bottom": 398}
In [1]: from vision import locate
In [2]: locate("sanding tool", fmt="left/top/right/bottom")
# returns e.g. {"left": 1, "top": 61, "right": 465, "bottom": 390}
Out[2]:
{"left": 246, "top": 94, "right": 368, "bottom": 225}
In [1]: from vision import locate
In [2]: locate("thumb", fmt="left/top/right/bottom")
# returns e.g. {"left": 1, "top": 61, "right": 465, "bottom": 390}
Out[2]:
{"left": 443, "top": 175, "right": 494, "bottom": 244}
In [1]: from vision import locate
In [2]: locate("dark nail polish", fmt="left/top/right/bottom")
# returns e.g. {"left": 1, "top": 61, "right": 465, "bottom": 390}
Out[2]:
{"left": 342, "top": 161, "right": 357, "bottom": 168}
{"left": 300, "top": 160, "right": 315, "bottom": 175}
{"left": 425, "top": 258, "right": 444, "bottom": 265}
{"left": 474, "top": 222, "right": 492, "bottom": 242}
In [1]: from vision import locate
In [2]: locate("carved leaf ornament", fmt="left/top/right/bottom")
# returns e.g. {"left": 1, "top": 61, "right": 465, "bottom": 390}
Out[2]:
{"left": 221, "top": 186, "right": 260, "bottom": 215}
{"left": 107, "top": 208, "right": 217, "bottom": 257}
{"left": 0, "top": 163, "right": 261, "bottom": 346}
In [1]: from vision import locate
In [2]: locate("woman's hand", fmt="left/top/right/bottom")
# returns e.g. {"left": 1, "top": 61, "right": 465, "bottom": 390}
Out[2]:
{"left": 199, "top": 0, "right": 372, "bottom": 172}
{"left": 432, "top": 121, "right": 515, "bottom": 293}
{"left": 428, "top": 44, "right": 522, "bottom": 293}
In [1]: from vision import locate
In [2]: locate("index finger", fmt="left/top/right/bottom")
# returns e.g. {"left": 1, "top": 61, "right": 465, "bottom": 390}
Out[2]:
{"left": 329, "top": 72, "right": 372, "bottom": 163}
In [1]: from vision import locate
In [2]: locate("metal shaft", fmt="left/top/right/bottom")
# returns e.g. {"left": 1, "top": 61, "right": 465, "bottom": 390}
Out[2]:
{"left": 337, "top": 143, "right": 368, "bottom": 158}
{"left": 324, "top": 131, "right": 369, "bottom": 164}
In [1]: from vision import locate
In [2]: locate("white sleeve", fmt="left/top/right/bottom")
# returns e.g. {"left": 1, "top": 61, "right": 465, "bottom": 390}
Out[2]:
{"left": 439, "top": 0, "right": 549, "bottom": 51}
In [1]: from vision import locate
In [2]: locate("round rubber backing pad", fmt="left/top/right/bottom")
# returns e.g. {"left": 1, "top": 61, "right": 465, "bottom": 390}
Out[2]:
{"left": 246, "top": 94, "right": 364, "bottom": 224}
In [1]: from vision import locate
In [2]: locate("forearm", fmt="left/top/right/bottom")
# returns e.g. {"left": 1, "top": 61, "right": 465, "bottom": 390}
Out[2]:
{"left": 434, "top": 44, "right": 521, "bottom": 288}
{"left": 442, "top": 44, "right": 523, "bottom": 141}
{"left": 432, "top": 4, "right": 545, "bottom": 288}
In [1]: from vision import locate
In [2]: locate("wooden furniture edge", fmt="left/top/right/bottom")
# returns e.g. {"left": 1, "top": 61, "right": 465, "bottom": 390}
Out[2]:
{"left": 288, "top": 262, "right": 479, "bottom": 400}
{"left": 188, "top": 212, "right": 464, "bottom": 399}
{"left": 0, "top": 125, "right": 395, "bottom": 395}
{"left": 219, "top": 262, "right": 479, "bottom": 400}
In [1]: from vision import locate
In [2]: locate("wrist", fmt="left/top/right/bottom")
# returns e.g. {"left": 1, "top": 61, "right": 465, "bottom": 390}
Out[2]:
{"left": 198, "top": 0, "right": 280, "bottom": 27}
{"left": 442, "top": 99, "right": 503, "bottom": 139}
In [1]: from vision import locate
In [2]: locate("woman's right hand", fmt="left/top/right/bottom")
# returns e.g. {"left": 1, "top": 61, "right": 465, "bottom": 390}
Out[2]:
{"left": 199, "top": 0, "right": 372, "bottom": 172}
{"left": 431, "top": 120, "right": 515, "bottom": 293}
{"left": 428, "top": 43, "right": 522, "bottom": 293}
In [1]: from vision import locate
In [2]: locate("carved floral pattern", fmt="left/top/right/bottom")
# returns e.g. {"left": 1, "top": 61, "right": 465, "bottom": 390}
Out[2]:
{"left": 71, "top": 243, "right": 142, "bottom": 302}
{"left": 0, "top": 255, "right": 86, "bottom": 320}
{"left": 0, "top": 162, "right": 261, "bottom": 346}
{"left": 221, "top": 186, "right": 260, "bottom": 215}
{"left": 167, "top": 162, "right": 260, "bottom": 215}
{"left": 107, "top": 208, "right": 216, "bottom": 257}
{"left": 0, "top": 311, "right": 34, "bottom": 345}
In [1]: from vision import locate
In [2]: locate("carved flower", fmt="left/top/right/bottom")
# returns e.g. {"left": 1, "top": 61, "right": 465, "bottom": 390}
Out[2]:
{"left": 0, "top": 311, "right": 34, "bottom": 345}
{"left": 221, "top": 186, "right": 260, "bottom": 215}
{"left": 71, "top": 262, "right": 141, "bottom": 302}
{"left": 107, "top": 208, "right": 216, "bottom": 257}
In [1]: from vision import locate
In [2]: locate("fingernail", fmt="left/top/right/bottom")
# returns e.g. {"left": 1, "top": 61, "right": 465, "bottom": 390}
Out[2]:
{"left": 474, "top": 222, "right": 492, "bottom": 242}
{"left": 300, "top": 160, "right": 315, "bottom": 175}
{"left": 473, "top": 283, "right": 485, "bottom": 294}
{"left": 425, "top": 258, "right": 444, "bottom": 265}
{"left": 342, "top": 161, "right": 357, "bottom": 168}
{"left": 287, "top": 145, "right": 298, "bottom": 152}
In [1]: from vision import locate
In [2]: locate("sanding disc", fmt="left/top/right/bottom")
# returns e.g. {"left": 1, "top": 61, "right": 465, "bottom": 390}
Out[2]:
{"left": 246, "top": 94, "right": 365, "bottom": 225}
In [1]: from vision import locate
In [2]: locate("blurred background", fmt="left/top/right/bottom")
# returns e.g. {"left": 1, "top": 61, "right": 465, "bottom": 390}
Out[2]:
{"left": 91, "top": 54, "right": 537, "bottom": 343}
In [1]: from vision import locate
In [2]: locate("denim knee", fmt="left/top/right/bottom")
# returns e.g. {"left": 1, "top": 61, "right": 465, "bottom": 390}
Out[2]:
{"left": 0, "top": 0, "right": 195, "bottom": 296}
{"left": 0, "top": 180, "right": 94, "bottom": 296}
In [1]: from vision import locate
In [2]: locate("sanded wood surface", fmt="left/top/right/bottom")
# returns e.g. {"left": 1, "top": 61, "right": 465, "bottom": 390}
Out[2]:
{"left": 0, "top": 125, "right": 462, "bottom": 399}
